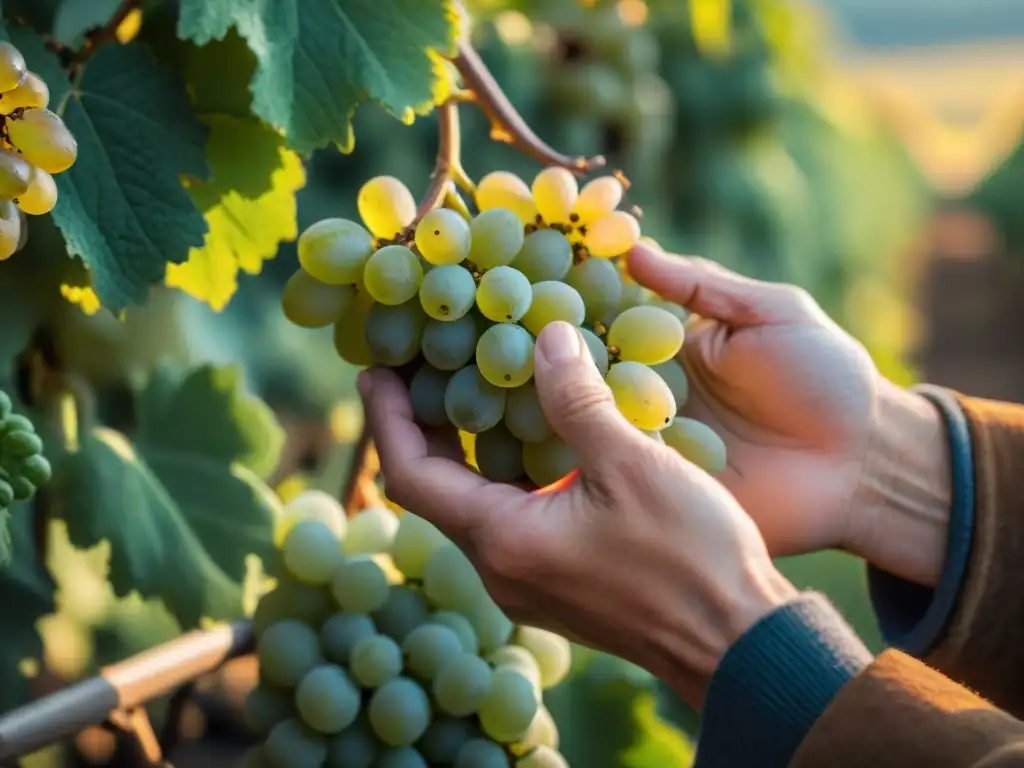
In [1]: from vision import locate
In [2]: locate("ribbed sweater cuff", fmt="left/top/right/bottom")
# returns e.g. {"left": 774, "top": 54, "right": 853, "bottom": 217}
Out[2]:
{"left": 695, "top": 593, "right": 872, "bottom": 768}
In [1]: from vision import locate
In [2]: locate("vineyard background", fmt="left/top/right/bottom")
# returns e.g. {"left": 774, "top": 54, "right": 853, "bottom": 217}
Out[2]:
{"left": 0, "top": 0, "right": 1021, "bottom": 765}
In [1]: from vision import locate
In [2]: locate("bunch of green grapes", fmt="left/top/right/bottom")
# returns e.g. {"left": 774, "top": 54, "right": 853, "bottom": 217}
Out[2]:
{"left": 241, "top": 490, "right": 571, "bottom": 767}
{"left": 0, "top": 40, "right": 78, "bottom": 261}
{"left": 281, "top": 168, "right": 727, "bottom": 489}
{"left": 0, "top": 390, "right": 52, "bottom": 512}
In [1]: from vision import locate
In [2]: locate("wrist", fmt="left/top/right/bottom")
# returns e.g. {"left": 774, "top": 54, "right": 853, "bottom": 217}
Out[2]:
{"left": 847, "top": 378, "right": 952, "bottom": 587}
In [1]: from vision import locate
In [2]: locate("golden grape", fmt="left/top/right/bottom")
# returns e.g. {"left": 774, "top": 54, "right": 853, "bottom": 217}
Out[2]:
{"left": 0, "top": 147, "right": 31, "bottom": 198}
{"left": 16, "top": 165, "right": 57, "bottom": 215}
{"left": 7, "top": 108, "right": 78, "bottom": 174}
{"left": 0, "top": 73, "right": 48, "bottom": 114}
{"left": 0, "top": 42, "right": 26, "bottom": 93}
{"left": 0, "top": 200, "right": 22, "bottom": 260}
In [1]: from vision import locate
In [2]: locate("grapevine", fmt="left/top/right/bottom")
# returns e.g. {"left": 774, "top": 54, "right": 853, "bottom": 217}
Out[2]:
{"left": 0, "top": 388, "right": 51, "bottom": 514}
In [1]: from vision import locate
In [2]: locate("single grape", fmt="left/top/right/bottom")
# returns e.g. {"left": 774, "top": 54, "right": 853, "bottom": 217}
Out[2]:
{"left": 605, "top": 361, "right": 676, "bottom": 430}
{"left": 517, "top": 746, "right": 569, "bottom": 767}
{"left": 345, "top": 506, "right": 399, "bottom": 555}
{"left": 0, "top": 480, "right": 13, "bottom": 508}
{"left": 607, "top": 306, "right": 685, "bottom": 365}
{"left": 321, "top": 612, "right": 376, "bottom": 665}
{"left": 469, "top": 208, "right": 525, "bottom": 269}
{"left": 0, "top": 200, "right": 21, "bottom": 260}
{"left": 9, "top": 475, "right": 34, "bottom": 501}
{"left": 363, "top": 245, "right": 423, "bottom": 306}
{"left": 368, "top": 677, "right": 432, "bottom": 747}
{"left": 1, "top": 429, "right": 40, "bottom": 459}
{"left": 282, "top": 520, "right": 344, "bottom": 586}
{"left": 572, "top": 176, "right": 624, "bottom": 224}
{"left": 476, "top": 266, "right": 532, "bottom": 323}
{"left": 0, "top": 148, "right": 31, "bottom": 198}
{"left": 454, "top": 739, "right": 508, "bottom": 768}
{"left": 298, "top": 219, "right": 374, "bottom": 285}
{"left": 409, "top": 365, "right": 453, "bottom": 428}
{"left": 489, "top": 645, "right": 542, "bottom": 692}
{"left": 468, "top": 593, "right": 515, "bottom": 654}
{"left": 651, "top": 360, "right": 689, "bottom": 410}
{"left": 585, "top": 210, "right": 641, "bottom": 259}
{"left": 333, "top": 302, "right": 375, "bottom": 367}
{"left": 477, "top": 171, "right": 536, "bottom": 224}
{"left": 423, "top": 543, "right": 485, "bottom": 613}
{"left": 511, "top": 229, "right": 573, "bottom": 283}
{"left": 429, "top": 611, "right": 479, "bottom": 654}
{"left": 18, "top": 453, "right": 51, "bottom": 487}
{"left": 513, "top": 627, "right": 572, "bottom": 689}
{"left": 331, "top": 556, "right": 391, "bottom": 613}
{"left": 275, "top": 490, "right": 347, "bottom": 548}
{"left": 579, "top": 327, "right": 610, "bottom": 376}
{"left": 0, "top": 414, "right": 33, "bottom": 436}
{"left": 377, "top": 747, "right": 429, "bottom": 768}
{"left": 504, "top": 382, "right": 553, "bottom": 444}
{"left": 433, "top": 653, "right": 494, "bottom": 716}
{"left": 475, "top": 425, "right": 525, "bottom": 483}
{"left": 0, "top": 72, "right": 48, "bottom": 113}
{"left": 365, "top": 300, "right": 427, "bottom": 366}
{"left": 295, "top": 664, "right": 360, "bottom": 734}
{"left": 661, "top": 418, "right": 728, "bottom": 474}
{"left": 252, "top": 579, "right": 334, "bottom": 638}
{"left": 257, "top": 620, "right": 323, "bottom": 689}
{"left": 531, "top": 167, "right": 578, "bottom": 225}
{"left": 357, "top": 176, "right": 416, "bottom": 239}
{"left": 263, "top": 718, "right": 327, "bottom": 768}
{"left": 326, "top": 717, "right": 378, "bottom": 768}
{"left": 520, "top": 282, "right": 585, "bottom": 336}
{"left": 418, "top": 716, "right": 482, "bottom": 764}
{"left": 522, "top": 437, "right": 578, "bottom": 488}
{"left": 514, "top": 707, "right": 559, "bottom": 752}
{"left": 16, "top": 166, "right": 57, "bottom": 215}
{"left": 422, "top": 314, "right": 479, "bottom": 371}
{"left": 0, "top": 42, "right": 27, "bottom": 91}
{"left": 244, "top": 683, "right": 293, "bottom": 735}
{"left": 415, "top": 208, "right": 472, "bottom": 265}
{"left": 476, "top": 324, "right": 535, "bottom": 389}
{"left": 390, "top": 512, "right": 448, "bottom": 580}
{"left": 282, "top": 269, "right": 355, "bottom": 328}
{"left": 7, "top": 108, "right": 77, "bottom": 174}
{"left": 419, "top": 264, "right": 476, "bottom": 321}
{"left": 566, "top": 258, "right": 622, "bottom": 323}
{"left": 373, "top": 586, "right": 430, "bottom": 643}
{"left": 478, "top": 667, "right": 539, "bottom": 742}
{"left": 350, "top": 634, "right": 404, "bottom": 688}
{"left": 403, "top": 623, "right": 464, "bottom": 681}
{"left": 444, "top": 365, "right": 507, "bottom": 434}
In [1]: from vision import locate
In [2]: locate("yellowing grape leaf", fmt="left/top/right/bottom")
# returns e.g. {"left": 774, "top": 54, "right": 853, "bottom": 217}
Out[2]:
{"left": 166, "top": 116, "right": 306, "bottom": 311}
{"left": 176, "top": 0, "right": 461, "bottom": 152}
{"left": 690, "top": 0, "right": 733, "bottom": 58}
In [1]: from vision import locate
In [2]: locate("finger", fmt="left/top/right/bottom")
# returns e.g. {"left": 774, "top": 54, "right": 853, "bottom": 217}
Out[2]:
{"left": 626, "top": 242, "right": 812, "bottom": 326}
{"left": 533, "top": 322, "right": 641, "bottom": 476}
{"left": 360, "top": 368, "right": 525, "bottom": 542}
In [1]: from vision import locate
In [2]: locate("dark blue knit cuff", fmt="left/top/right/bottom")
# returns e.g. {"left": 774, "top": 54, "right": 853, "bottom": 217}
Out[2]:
{"left": 867, "top": 385, "right": 974, "bottom": 657}
{"left": 695, "top": 593, "right": 872, "bottom": 768}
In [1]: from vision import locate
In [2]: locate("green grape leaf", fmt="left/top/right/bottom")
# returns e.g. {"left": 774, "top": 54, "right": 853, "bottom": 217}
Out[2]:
{"left": 53, "top": 364, "right": 284, "bottom": 628}
{"left": 46, "top": 43, "right": 211, "bottom": 312}
{"left": 166, "top": 115, "right": 306, "bottom": 311}
{"left": 0, "top": 504, "right": 57, "bottom": 714}
{"left": 51, "top": 0, "right": 125, "bottom": 46}
{"left": 176, "top": 0, "right": 460, "bottom": 152}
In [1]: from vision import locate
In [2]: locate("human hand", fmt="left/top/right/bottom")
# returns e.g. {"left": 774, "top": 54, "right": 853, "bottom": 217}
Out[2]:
{"left": 359, "top": 322, "right": 797, "bottom": 705}
{"left": 627, "top": 243, "right": 952, "bottom": 586}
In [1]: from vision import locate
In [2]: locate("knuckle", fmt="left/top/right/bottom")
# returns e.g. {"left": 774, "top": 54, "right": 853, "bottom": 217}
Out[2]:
{"left": 474, "top": 525, "right": 551, "bottom": 584}
{"left": 555, "top": 380, "right": 614, "bottom": 426}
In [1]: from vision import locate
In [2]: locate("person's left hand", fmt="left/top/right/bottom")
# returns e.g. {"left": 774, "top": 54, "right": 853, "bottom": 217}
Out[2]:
{"left": 359, "top": 321, "right": 798, "bottom": 704}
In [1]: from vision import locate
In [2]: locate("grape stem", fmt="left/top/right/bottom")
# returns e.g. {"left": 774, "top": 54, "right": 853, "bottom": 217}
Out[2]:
{"left": 451, "top": 40, "right": 607, "bottom": 175}
{"left": 341, "top": 425, "right": 382, "bottom": 516}
{"left": 413, "top": 100, "right": 464, "bottom": 222}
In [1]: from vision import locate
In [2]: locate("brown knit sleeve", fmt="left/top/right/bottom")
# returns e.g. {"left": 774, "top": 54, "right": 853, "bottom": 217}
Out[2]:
{"left": 790, "top": 650, "right": 1024, "bottom": 768}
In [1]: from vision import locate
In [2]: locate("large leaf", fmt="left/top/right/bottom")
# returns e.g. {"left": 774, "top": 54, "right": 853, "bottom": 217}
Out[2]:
{"left": 166, "top": 115, "right": 306, "bottom": 310}
{"left": 46, "top": 43, "right": 211, "bottom": 311}
{"left": 176, "top": 0, "right": 460, "bottom": 152}
{"left": 0, "top": 503, "right": 57, "bottom": 714}
{"left": 54, "top": 364, "right": 284, "bottom": 628}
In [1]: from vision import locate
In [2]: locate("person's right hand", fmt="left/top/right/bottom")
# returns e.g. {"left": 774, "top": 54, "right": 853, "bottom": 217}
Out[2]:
{"left": 627, "top": 243, "right": 953, "bottom": 586}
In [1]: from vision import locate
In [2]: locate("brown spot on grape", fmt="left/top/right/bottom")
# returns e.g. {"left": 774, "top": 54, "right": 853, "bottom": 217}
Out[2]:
{"left": 569, "top": 213, "right": 580, "bottom": 223}
{"left": 434, "top": 230, "right": 440, "bottom": 235}
{"left": 504, "top": 374, "right": 511, "bottom": 381}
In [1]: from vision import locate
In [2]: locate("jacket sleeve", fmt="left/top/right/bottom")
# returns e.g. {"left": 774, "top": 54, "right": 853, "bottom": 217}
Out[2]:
{"left": 869, "top": 387, "right": 1024, "bottom": 716}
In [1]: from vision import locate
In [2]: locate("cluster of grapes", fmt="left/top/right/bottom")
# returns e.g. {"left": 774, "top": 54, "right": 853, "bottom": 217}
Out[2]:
{"left": 0, "top": 40, "right": 78, "bottom": 261}
{"left": 282, "top": 167, "right": 727, "bottom": 487}
{"left": 242, "top": 491, "right": 571, "bottom": 767}
{"left": 0, "top": 390, "right": 52, "bottom": 512}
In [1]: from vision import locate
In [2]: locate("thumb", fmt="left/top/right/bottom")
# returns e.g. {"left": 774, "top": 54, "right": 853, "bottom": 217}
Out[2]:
{"left": 533, "top": 322, "right": 640, "bottom": 475}
{"left": 626, "top": 242, "right": 814, "bottom": 326}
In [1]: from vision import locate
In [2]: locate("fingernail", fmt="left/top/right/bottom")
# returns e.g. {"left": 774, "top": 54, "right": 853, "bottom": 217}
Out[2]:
{"left": 356, "top": 370, "right": 372, "bottom": 398}
{"left": 536, "top": 322, "right": 581, "bottom": 367}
